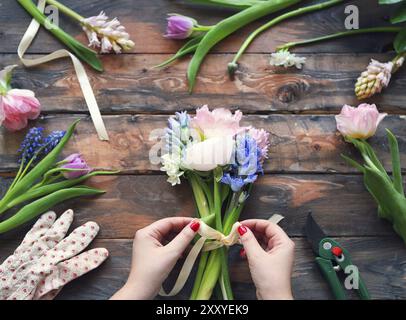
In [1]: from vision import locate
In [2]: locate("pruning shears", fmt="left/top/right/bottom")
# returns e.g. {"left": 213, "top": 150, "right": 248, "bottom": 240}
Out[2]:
{"left": 305, "top": 212, "right": 370, "bottom": 300}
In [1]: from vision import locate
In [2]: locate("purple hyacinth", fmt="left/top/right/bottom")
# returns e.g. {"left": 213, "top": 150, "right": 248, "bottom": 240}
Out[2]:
{"left": 164, "top": 15, "right": 196, "bottom": 39}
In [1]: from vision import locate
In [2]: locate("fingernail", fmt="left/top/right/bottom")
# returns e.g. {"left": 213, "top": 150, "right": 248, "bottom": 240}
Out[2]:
{"left": 190, "top": 220, "right": 200, "bottom": 232}
{"left": 239, "top": 248, "right": 246, "bottom": 259}
{"left": 238, "top": 225, "right": 247, "bottom": 236}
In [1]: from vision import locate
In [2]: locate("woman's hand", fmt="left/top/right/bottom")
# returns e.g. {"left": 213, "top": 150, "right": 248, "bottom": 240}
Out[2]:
{"left": 238, "top": 219, "right": 295, "bottom": 300}
{"left": 111, "top": 217, "right": 200, "bottom": 300}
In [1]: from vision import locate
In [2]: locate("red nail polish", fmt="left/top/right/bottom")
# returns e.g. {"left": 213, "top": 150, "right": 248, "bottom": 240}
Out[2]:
{"left": 190, "top": 221, "right": 200, "bottom": 232}
{"left": 238, "top": 225, "right": 247, "bottom": 236}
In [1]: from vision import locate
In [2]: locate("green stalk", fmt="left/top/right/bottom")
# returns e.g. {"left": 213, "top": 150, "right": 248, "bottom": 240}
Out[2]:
{"left": 194, "top": 26, "right": 214, "bottom": 32}
{"left": 213, "top": 178, "right": 233, "bottom": 300}
{"left": 17, "top": 0, "right": 103, "bottom": 71}
{"left": 229, "top": 0, "right": 343, "bottom": 74}
{"left": 0, "top": 186, "right": 105, "bottom": 234}
{"left": 188, "top": 0, "right": 264, "bottom": 10}
{"left": 188, "top": 173, "right": 211, "bottom": 217}
{"left": 2, "top": 171, "right": 115, "bottom": 212}
{"left": 45, "top": 0, "right": 84, "bottom": 22}
{"left": 188, "top": 172, "right": 214, "bottom": 299}
{"left": 386, "top": 129, "right": 404, "bottom": 195}
{"left": 277, "top": 26, "right": 402, "bottom": 51}
{"left": 190, "top": 251, "right": 210, "bottom": 299}
{"left": 187, "top": 0, "right": 302, "bottom": 91}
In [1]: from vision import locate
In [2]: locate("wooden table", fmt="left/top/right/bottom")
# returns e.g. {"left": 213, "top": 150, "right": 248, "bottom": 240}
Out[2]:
{"left": 1, "top": 0, "right": 406, "bottom": 300}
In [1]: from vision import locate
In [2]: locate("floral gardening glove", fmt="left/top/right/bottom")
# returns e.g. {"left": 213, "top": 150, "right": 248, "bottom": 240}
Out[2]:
{"left": 0, "top": 209, "right": 109, "bottom": 300}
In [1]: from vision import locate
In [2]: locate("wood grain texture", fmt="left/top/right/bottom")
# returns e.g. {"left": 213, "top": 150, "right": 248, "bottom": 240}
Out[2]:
{"left": 0, "top": 0, "right": 399, "bottom": 54}
{"left": 1, "top": 237, "right": 405, "bottom": 300}
{"left": 1, "top": 53, "right": 405, "bottom": 114}
{"left": 1, "top": 114, "right": 406, "bottom": 174}
{"left": 0, "top": 174, "right": 398, "bottom": 239}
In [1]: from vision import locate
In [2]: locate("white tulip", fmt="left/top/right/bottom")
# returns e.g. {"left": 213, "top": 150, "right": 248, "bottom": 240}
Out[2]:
{"left": 183, "top": 136, "right": 234, "bottom": 171}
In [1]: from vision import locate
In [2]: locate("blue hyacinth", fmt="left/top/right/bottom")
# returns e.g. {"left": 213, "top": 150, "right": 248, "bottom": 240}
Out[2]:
{"left": 164, "top": 111, "right": 191, "bottom": 156}
{"left": 221, "top": 134, "right": 263, "bottom": 192}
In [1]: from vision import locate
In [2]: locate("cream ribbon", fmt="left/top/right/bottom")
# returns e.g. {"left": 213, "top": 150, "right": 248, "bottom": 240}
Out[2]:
{"left": 159, "top": 214, "right": 284, "bottom": 297}
{"left": 17, "top": 0, "right": 109, "bottom": 141}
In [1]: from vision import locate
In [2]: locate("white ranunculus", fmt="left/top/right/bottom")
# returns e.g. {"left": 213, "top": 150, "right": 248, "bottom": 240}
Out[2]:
{"left": 183, "top": 136, "right": 234, "bottom": 171}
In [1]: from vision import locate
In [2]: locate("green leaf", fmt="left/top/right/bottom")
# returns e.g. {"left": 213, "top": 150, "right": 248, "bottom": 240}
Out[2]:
{"left": 391, "top": 1, "right": 406, "bottom": 23}
{"left": 17, "top": 0, "right": 103, "bottom": 71}
{"left": 363, "top": 165, "right": 406, "bottom": 243}
{"left": 340, "top": 154, "right": 365, "bottom": 173}
{"left": 5, "top": 170, "right": 116, "bottom": 209}
{"left": 386, "top": 129, "right": 404, "bottom": 195}
{"left": 154, "top": 35, "right": 203, "bottom": 68}
{"left": 188, "top": 0, "right": 264, "bottom": 10}
{"left": 0, "top": 186, "right": 104, "bottom": 234}
{"left": 394, "top": 28, "right": 406, "bottom": 53}
{"left": 379, "top": 0, "right": 405, "bottom": 4}
{"left": 187, "top": 0, "right": 302, "bottom": 91}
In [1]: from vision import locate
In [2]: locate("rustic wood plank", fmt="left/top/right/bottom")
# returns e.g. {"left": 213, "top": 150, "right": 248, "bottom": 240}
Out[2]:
{"left": 0, "top": 174, "right": 399, "bottom": 239}
{"left": 1, "top": 53, "right": 405, "bottom": 114}
{"left": 1, "top": 114, "right": 406, "bottom": 174}
{"left": 1, "top": 237, "right": 404, "bottom": 299}
{"left": 1, "top": 0, "right": 399, "bottom": 54}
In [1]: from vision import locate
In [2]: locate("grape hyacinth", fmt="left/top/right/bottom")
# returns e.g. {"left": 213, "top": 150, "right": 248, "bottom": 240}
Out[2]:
{"left": 18, "top": 127, "right": 44, "bottom": 163}
{"left": 17, "top": 128, "right": 66, "bottom": 164}
{"left": 42, "top": 130, "right": 66, "bottom": 155}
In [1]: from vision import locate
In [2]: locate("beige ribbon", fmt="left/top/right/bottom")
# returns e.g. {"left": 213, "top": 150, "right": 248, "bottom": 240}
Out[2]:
{"left": 159, "top": 214, "right": 284, "bottom": 297}
{"left": 17, "top": 0, "right": 109, "bottom": 141}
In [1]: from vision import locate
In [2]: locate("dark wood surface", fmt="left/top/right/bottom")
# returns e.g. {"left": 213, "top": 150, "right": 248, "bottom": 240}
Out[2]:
{"left": 0, "top": 0, "right": 406, "bottom": 300}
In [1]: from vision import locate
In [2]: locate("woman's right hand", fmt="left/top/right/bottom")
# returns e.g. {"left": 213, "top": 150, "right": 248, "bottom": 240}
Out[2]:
{"left": 238, "top": 219, "right": 295, "bottom": 300}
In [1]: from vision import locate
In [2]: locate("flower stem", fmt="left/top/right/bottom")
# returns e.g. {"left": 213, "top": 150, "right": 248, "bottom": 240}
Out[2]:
{"left": 189, "top": 173, "right": 211, "bottom": 217}
{"left": 277, "top": 26, "right": 402, "bottom": 52}
{"left": 45, "top": 0, "right": 84, "bottom": 22}
{"left": 392, "top": 52, "right": 406, "bottom": 74}
{"left": 194, "top": 25, "right": 214, "bottom": 32}
{"left": 229, "top": 0, "right": 343, "bottom": 74}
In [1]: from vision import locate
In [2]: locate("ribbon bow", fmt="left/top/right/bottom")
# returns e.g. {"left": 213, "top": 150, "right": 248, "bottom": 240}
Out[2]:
{"left": 159, "top": 214, "right": 284, "bottom": 297}
{"left": 17, "top": 0, "right": 109, "bottom": 141}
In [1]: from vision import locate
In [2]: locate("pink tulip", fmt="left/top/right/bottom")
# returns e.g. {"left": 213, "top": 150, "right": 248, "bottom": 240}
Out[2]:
{"left": 335, "top": 103, "right": 387, "bottom": 139}
{"left": 191, "top": 105, "right": 244, "bottom": 139}
{"left": 0, "top": 65, "right": 40, "bottom": 131}
{"left": 61, "top": 153, "right": 92, "bottom": 179}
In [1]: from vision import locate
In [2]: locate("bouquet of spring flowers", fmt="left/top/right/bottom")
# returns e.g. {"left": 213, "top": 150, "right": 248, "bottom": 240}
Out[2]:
{"left": 160, "top": 106, "right": 270, "bottom": 300}
{"left": 0, "top": 120, "right": 115, "bottom": 234}
{"left": 336, "top": 103, "right": 406, "bottom": 243}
